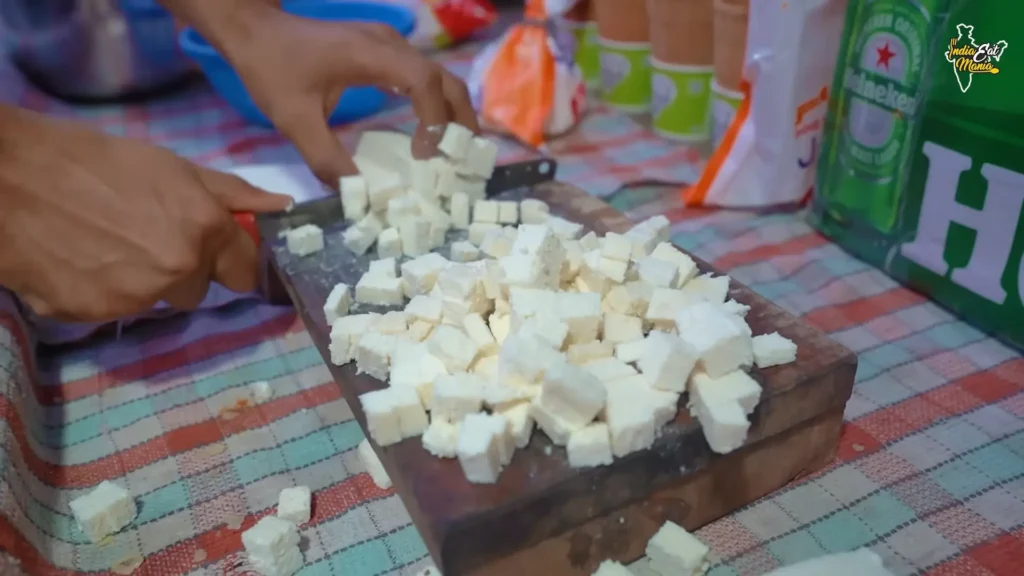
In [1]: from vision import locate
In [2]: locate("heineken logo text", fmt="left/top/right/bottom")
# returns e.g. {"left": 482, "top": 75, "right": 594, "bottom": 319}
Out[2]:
{"left": 843, "top": 68, "right": 918, "bottom": 114}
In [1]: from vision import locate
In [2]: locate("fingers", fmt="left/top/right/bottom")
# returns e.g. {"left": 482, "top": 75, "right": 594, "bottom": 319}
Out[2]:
{"left": 157, "top": 206, "right": 257, "bottom": 305}
{"left": 192, "top": 166, "right": 263, "bottom": 297}
{"left": 198, "top": 169, "right": 295, "bottom": 213}
{"left": 358, "top": 29, "right": 479, "bottom": 139}
{"left": 195, "top": 189, "right": 261, "bottom": 295}
{"left": 162, "top": 275, "right": 211, "bottom": 311}
{"left": 440, "top": 68, "right": 480, "bottom": 133}
{"left": 19, "top": 286, "right": 157, "bottom": 323}
{"left": 271, "top": 105, "right": 359, "bottom": 188}
{"left": 407, "top": 67, "right": 479, "bottom": 160}
{"left": 410, "top": 121, "right": 445, "bottom": 160}
{"left": 19, "top": 293, "right": 58, "bottom": 320}
{"left": 352, "top": 29, "right": 454, "bottom": 129}
{"left": 400, "top": 61, "right": 452, "bottom": 132}
{"left": 210, "top": 222, "right": 261, "bottom": 295}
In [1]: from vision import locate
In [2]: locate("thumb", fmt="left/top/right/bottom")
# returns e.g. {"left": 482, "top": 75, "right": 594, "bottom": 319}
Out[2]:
{"left": 198, "top": 169, "right": 294, "bottom": 213}
{"left": 272, "top": 106, "right": 359, "bottom": 188}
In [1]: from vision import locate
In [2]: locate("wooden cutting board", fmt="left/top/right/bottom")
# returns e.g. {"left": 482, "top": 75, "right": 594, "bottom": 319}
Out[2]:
{"left": 263, "top": 181, "right": 857, "bottom": 575}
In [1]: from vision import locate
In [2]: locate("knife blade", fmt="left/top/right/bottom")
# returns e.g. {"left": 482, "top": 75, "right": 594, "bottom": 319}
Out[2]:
{"left": 485, "top": 158, "right": 558, "bottom": 197}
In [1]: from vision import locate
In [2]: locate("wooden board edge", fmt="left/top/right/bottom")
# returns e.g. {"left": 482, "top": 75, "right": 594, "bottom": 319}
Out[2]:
{"left": 753, "top": 351, "right": 857, "bottom": 441}
{"left": 424, "top": 353, "right": 857, "bottom": 571}
{"left": 456, "top": 407, "right": 846, "bottom": 576}
{"left": 290, "top": 264, "right": 859, "bottom": 576}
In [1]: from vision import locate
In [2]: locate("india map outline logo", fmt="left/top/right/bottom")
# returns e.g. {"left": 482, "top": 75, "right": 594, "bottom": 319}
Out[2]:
{"left": 944, "top": 23, "right": 1008, "bottom": 93}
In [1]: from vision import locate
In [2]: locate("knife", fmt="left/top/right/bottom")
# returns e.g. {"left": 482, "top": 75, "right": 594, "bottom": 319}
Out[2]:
{"left": 232, "top": 158, "right": 559, "bottom": 248}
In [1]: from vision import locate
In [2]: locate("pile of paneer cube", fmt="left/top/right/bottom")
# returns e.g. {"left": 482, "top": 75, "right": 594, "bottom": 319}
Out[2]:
{"left": 288, "top": 123, "right": 798, "bottom": 487}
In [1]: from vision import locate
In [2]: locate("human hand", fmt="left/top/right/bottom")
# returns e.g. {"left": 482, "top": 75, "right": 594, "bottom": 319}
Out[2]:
{"left": 221, "top": 9, "right": 480, "bottom": 186}
{"left": 0, "top": 108, "right": 293, "bottom": 322}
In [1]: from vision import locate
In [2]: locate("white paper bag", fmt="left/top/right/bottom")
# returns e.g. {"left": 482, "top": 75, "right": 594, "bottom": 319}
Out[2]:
{"left": 684, "top": 0, "right": 849, "bottom": 208}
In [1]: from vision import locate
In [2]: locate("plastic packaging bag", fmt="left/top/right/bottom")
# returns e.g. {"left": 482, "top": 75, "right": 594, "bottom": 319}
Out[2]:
{"left": 684, "top": 0, "right": 848, "bottom": 207}
{"left": 373, "top": 0, "right": 497, "bottom": 49}
{"left": 467, "top": 0, "right": 588, "bottom": 148}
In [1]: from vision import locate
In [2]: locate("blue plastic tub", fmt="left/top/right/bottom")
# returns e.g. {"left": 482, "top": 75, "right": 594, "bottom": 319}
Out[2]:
{"left": 178, "top": 1, "right": 416, "bottom": 127}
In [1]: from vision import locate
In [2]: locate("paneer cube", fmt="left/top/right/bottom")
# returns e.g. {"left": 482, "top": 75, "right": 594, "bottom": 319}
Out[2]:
{"left": 329, "top": 313, "right": 378, "bottom": 365}
{"left": 432, "top": 373, "right": 485, "bottom": 421}
{"left": 682, "top": 273, "right": 730, "bottom": 303}
{"left": 567, "top": 340, "right": 614, "bottom": 365}
{"left": 354, "top": 332, "right": 398, "bottom": 380}
{"left": 422, "top": 416, "right": 460, "bottom": 458}
{"left": 438, "top": 122, "right": 474, "bottom": 159}
{"left": 451, "top": 240, "right": 480, "bottom": 262}
{"left": 638, "top": 331, "right": 699, "bottom": 392}
{"left": 473, "top": 199, "right": 499, "bottom": 223}
{"left": 359, "top": 389, "right": 402, "bottom": 446}
{"left": 323, "top": 283, "right": 353, "bottom": 325}
{"left": 602, "top": 312, "right": 644, "bottom": 344}
{"left": 69, "top": 481, "right": 138, "bottom": 543}
{"left": 636, "top": 257, "right": 679, "bottom": 288}
{"left": 405, "top": 295, "right": 443, "bottom": 325}
{"left": 340, "top": 175, "right": 368, "bottom": 221}
{"left": 604, "top": 380, "right": 679, "bottom": 457}
{"left": 519, "top": 199, "right": 550, "bottom": 224}
{"left": 752, "top": 332, "right": 798, "bottom": 368}
{"left": 646, "top": 521, "right": 710, "bottom": 576}
{"left": 601, "top": 232, "right": 632, "bottom": 262}
{"left": 401, "top": 253, "right": 449, "bottom": 296}
{"left": 285, "top": 224, "right": 324, "bottom": 257}
{"left": 537, "top": 359, "right": 606, "bottom": 429}
{"left": 427, "top": 325, "right": 482, "bottom": 373}
{"left": 558, "top": 291, "right": 602, "bottom": 344}
{"left": 390, "top": 342, "right": 448, "bottom": 408}
{"left": 649, "top": 242, "right": 698, "bottom": 287}
{"left": 498, "top": 402, "right": 535, "bottom": 448}
{"left": 688, "top": 370, "right": 761, "bottom": 414}
{"left": 567, "top": 423, "right": 614, "bottom": 468}
{"left": 675, "top": 302, "right": 753, "bottom": 377}
{"left": 457, "top": 413, "right": 505, "bottom": 483}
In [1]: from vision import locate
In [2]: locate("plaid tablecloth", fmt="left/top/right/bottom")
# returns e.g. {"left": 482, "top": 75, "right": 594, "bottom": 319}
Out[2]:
{"left": 1, "top": 39, "right": 1022, "bottom": 576}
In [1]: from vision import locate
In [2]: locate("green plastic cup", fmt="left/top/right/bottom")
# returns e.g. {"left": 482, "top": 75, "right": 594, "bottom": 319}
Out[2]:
{"left": 566, "top": 20, "right": 600, "bottom": 88}
{"left": 650, "top": 58, "right": 713, "bottom": 141}
{"left": 598, "top": 37, "right": 652, "bottom": 112}
{"left": 710, "top": 79, "right": 743, "bottom": 147}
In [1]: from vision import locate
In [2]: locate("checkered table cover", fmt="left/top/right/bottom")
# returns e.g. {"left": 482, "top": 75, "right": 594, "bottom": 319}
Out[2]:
{"left": 1, "top": 41, "right": 1022, "bottom": 576}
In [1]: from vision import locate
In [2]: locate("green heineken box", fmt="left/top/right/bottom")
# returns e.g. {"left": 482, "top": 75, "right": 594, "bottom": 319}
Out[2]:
{"left": 811, "top": 0, "right": 1024, "bottom": 349}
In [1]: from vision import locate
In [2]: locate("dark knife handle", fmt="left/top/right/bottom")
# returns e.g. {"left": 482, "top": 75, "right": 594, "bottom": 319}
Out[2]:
{"left": 485, "top": 159, "right": 558, "bottom": 196}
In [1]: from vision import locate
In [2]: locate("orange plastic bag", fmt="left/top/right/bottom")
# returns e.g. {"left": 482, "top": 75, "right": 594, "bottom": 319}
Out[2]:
{"left": 468, "top": 0, "right": 587, "bottom": 148}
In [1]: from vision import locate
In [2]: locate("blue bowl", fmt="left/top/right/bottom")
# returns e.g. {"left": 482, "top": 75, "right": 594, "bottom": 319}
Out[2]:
{"left": 178, "top": 1, "right": 416, "bottom": 127}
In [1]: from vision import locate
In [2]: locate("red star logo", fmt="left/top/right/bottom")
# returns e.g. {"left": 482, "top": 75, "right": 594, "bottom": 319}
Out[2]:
{"left": 876, "top": 41, "right": 896, "bottom": 69}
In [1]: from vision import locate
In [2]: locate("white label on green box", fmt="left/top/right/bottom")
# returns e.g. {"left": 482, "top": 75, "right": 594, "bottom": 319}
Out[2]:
{"left": 711, "top": 79, "right": 743, "bottom": 148}
{"left": 651, "top": 59, "right": 713, "bottom": 141}
{"left": 599, "top": 38, "right": 652, "bottom": 112}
